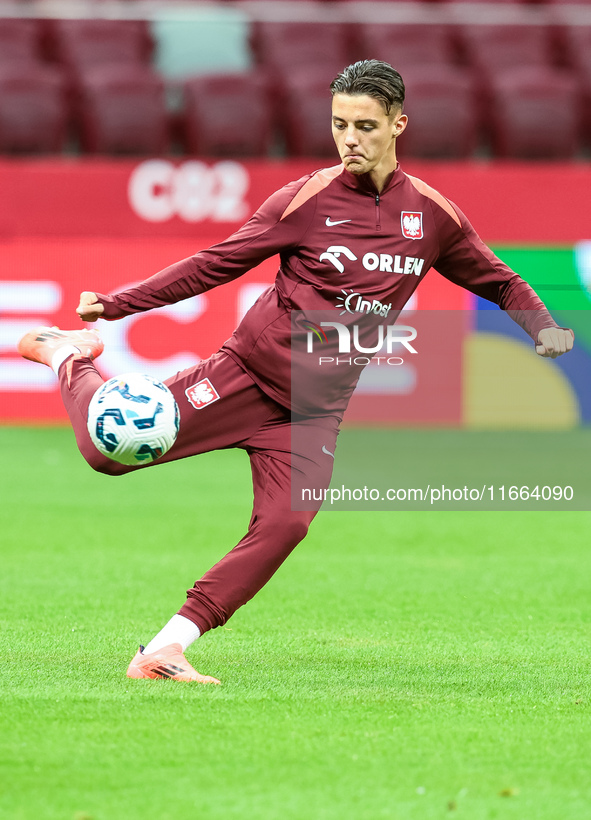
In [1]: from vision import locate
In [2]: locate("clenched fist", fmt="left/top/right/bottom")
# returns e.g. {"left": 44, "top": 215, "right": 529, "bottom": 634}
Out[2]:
{"left": 535, "top": 327, "right": 574, "bottom": 358}
{"left": 76, "top": 292, "right": 105, "bottom": 323}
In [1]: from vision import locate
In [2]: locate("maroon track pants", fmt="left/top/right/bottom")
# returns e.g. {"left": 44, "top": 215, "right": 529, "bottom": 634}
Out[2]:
{"left": 59, "top": 351, "right": 339, "bottom": 634}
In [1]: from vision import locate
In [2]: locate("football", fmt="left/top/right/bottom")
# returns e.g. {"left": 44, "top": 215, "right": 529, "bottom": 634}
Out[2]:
{"left": 87, "top": 373, "right": 179, "bottom": 466}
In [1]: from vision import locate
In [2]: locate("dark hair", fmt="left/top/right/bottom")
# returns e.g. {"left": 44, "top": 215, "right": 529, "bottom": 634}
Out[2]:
{"left": 330, "top": 60, "right": 405, "bottom": 115}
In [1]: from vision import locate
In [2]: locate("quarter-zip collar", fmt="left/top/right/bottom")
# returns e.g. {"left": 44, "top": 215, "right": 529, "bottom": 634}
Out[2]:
{"left": 339, "top": 163, "right": 404, "bottom": 197}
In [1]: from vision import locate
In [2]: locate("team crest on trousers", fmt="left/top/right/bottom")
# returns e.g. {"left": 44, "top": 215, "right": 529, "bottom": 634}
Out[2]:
{"left": 185, "top": 377, "right": 220, "bottom": 409}
{"left": 401, "top": 211, "right": 423, "bottom": 240}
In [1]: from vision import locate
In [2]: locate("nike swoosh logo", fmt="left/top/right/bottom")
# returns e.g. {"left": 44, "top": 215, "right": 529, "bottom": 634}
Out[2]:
{"left": 322, "top": 445, "right": 335, "bottom": 458}
{"left": 325, "top": 217, "right": 352, "bottom": 227}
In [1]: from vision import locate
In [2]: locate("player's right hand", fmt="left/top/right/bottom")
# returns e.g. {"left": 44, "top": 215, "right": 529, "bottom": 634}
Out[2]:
{"left": 76, "top": 291, "right": 104, "bottom": 322}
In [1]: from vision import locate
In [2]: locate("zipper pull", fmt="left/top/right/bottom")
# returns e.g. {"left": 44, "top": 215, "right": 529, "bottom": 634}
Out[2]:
{"left": 375, "top": 193, "right": 381, "bottom": 231}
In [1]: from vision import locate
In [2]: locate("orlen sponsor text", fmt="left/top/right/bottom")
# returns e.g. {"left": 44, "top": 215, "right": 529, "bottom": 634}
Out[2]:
{"left": 363, "top": 253, "right": 425, "bottom": 276}
{"left": 320, "top": 245, "right": 425, "bottom": 278}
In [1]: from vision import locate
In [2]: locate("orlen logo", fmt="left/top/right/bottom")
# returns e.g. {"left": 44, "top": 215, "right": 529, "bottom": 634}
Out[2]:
{"left": 318, "top": 246, "right": 357, "bottom": 274}
{"left": 319, "top": 244, "right": 425, "bottom": 277}
{"left": 128, "top": 159, "right": 249, "bottom": 223}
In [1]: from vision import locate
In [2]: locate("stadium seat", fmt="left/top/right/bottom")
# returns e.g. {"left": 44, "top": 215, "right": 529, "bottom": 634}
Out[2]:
{"left": 396, "top": 66, "right": 479, "bottom": 159}
{"left": 182, "top": 72, "right": 273, "bottom": 157}
{"left": 574, "top": 65, "right": 591, "bottom": 149}
{"left": 459, "top": 24, "right": 554, "bottom": 86}
{"left": 440, "top": 0, "right": 523, "bottom": 4}
{"left": 47, "top": 18, "right": 153, "bottom": 84}
{"left": 488, "top": 67, "right": 581, "bottom": 159}
{"left": 0, "top": 18, "right": 42, "bottom": 66}
{"left": 354, "top": 23, "right": 458, "bottom": 70}
{"left": 0, "top": 63, "right": 68, "bottom": 153}
{"left": 281, "top": 71, "right": 337, "bottom": 157}
{"left": 458, "top": 23, "right": 557, "bottom": 119}
{"left": 557, "top": 26, "right": 591, "bottom": 143}
{"left": 250, "top": 21, "right": 351, "bottom": 95}
{"left": 251, "top": 20, "right": 350, "bottom": 68}
{"left": 76, "top": 64, "right": 169, "bottom": 155}
{"left": 262, "top": 52, "right": 346, "bottom": 147}
{"left": 561, "top": 25, "right": 591, "bottom": 76}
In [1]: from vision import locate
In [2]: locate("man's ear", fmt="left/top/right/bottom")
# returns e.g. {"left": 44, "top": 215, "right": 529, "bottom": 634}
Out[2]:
{"left": 393, "top": 113, "right": 408, "bottom": 137}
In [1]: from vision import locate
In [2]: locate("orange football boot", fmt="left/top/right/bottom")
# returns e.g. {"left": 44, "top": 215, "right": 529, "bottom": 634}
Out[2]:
{"left": 126, "top": 644, "right": 221, "bottom": 684}
{"left": 17, "top": 326, "right": 104, "bottom": 367}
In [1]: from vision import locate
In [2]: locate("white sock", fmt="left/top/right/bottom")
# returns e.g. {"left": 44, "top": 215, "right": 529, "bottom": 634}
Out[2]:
{"left": 51, "top": 345, "right": 79, "bottom": 375}
{"left": 143, "top": 614, "right": 201, "bottom": 654}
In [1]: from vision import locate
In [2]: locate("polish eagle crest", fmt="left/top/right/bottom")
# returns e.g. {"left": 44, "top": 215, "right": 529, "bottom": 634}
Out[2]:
{"left": 401, "top": 211, "right": 423, "bottom": 240}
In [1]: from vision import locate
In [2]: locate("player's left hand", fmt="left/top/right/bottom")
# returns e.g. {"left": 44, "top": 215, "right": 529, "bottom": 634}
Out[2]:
{"left": 535, "top": 327, "right": 574, "bottom": 358}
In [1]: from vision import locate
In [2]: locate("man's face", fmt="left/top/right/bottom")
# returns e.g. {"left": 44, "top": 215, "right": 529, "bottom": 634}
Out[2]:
{"left": 331, "top": 93, "right": 407, "bottom": 177}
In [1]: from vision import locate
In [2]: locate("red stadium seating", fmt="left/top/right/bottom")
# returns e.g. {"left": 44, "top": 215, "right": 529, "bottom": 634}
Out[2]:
{"left": 76, "top": 64, "right": 169, "bottom": 155}
{"left": 397, "top": 66, "right": 479, "bottom": 159}
{"left": 355, "top": 23, "right": 458, "bottom": 70}
{"left": 561, "top": 25, "right": 591, "bottom": 76}
{"left": 459, "top": 24, "right": 554, "bottom": 82}
{"left": 47, "top": 18, "right": 153, "bottom": 83}
{"left": 458, "top": 23, "right": 557, "bottom": 118}
{"left": 281, "top": 70, "right": 337, "bottom": 157}
{"left": 250, "top": 21, "right": 351, "bottom": 94}
{"left": 574, "top": 65, "right": 591, "bottom": 148}
{"left": 182, "top": 72, "right": 273, "bottom": 157}
{"left": 250, "top": 20, "right": 349, "bottom": 68}
{"left": 488, "top": 66, "right": 581, "bottom": 159}
{"left": 440, "top": 0, "right": 524, "bottom": 4}
{"left": 558, "top": 26, "right": 591, "bottom": 142}
{"left": 0, "top": 63, "right": 68, "bottom": 153}
{"left": 0, "top": 18, "right": 42, "bottom": 66}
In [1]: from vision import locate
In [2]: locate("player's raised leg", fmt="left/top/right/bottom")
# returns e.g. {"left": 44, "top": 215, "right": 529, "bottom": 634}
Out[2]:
{"left": 17, "top": 325, "right": 130, "bottom": 474}
{"left": 18, "top": 326, "right": 103, "bottom": 371}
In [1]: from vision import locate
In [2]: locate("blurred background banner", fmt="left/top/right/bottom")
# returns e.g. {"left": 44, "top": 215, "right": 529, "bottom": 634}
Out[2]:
{"left": 1, "top": 160, "right": 590, "bottom": 240}
{"left": 0, "top": 0, "right": 589, "bottom": 424}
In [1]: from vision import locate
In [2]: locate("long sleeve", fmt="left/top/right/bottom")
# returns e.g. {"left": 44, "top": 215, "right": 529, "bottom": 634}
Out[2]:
{"left": 97, "top": 176, "right": 316, "bottom": 321}
{"left": 431, "top": 199, "right": 558, "bottom": 343}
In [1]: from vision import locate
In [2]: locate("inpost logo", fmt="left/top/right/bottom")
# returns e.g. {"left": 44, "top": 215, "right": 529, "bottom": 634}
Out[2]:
{"left": 336, "top": 289, "right": 391, "bottom": 318}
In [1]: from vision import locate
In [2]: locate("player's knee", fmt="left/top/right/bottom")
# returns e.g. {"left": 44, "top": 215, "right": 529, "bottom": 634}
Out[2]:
{"left": 259, "top": 511, "right": 311, "bottom": 547}
{"left": 94, "top": 460, "right": 129, "bottom": 477}
{"left": 287, "top": 515, "right": 311, "bottom": 545}
{"left": 83, "top": 447, "right": 129, "bottom": 477}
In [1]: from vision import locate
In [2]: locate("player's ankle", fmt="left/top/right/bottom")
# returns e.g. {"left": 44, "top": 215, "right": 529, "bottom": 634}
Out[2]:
{"left": 51, "top": 345, "right": 80, "bottom": 375}
{"left": 143, "top": 614, "right": 201, "bottom": 654}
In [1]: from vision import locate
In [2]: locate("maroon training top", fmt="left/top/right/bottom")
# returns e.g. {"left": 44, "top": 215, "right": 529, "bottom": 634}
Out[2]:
{"left": 97, "top": 164, "right": 557, "bottom": 417}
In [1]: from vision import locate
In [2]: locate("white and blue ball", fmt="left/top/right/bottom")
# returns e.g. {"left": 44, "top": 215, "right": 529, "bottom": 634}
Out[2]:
{"left": 87, "top": 373, "right": 179, "bottom": 466}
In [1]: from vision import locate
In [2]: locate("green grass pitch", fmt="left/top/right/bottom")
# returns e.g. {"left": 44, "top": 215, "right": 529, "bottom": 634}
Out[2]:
{"left": 1, "top": 426, "right": 590, "bottom": 820}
